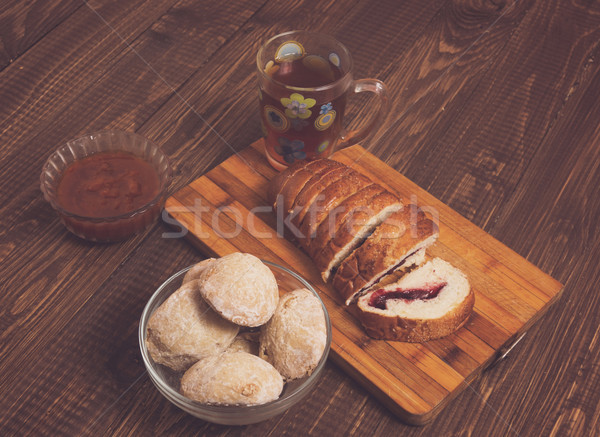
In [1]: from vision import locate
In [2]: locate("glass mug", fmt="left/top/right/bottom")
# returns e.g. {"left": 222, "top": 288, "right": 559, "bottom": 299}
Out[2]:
{"left": 257, "top": 30, "right": 388, "bottom": 170}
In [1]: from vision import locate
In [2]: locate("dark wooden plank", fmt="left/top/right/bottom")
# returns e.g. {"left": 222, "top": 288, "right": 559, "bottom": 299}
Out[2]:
{"left": 0, "top": 224, "right": 202, "bottom": 436}
{"left": 472, "top": 42, "right": 600, "bottom": 437}
{"left": 375, "top": 0, "right": 600, "bottom": 237}
{"left": 0, "top": 0, "right": 180, "bottom": 205}
{"left": 0, "top": 0, "right": 81, "bottom": 70}
{"left": 132, "top": 0, "right": 449, "bottom": 191}
{"left": 0, "top": 0, "right": 263, "bottom": 210}
{"left": 2, "top": 0, "right": 600, "bottom": 434}
{"left": 345, "top": 0, "right": 529, "bottom": 162}
{"left": 0, "top": 1, "right": 265, "bottom": 433}
{"left": 490, "top": 42, "right": 600, "bottom": 276}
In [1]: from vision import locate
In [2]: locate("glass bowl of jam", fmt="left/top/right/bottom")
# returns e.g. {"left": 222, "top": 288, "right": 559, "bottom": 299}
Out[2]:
{"left": 40, "top": 130, "right": 172, "bottom": 242}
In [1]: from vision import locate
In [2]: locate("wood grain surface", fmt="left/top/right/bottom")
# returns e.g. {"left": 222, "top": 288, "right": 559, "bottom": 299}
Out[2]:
{"left": 165, "top": 140, "right": 563, "bottom": 424}
{"left": 1, "top": 0, "right": 600, "bottom": 435}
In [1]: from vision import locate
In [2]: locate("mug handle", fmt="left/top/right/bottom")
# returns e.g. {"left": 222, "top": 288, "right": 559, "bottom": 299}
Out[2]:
{"left": 335, "top": 78, "right": 389, "bottom": 150}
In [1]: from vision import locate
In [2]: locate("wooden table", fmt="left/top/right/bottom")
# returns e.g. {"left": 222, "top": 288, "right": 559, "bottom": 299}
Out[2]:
{"left": 2, "top": 1, "right": 598, "bottom": 435}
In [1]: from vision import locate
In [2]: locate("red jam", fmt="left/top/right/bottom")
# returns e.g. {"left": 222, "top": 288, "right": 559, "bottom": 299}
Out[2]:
{"left": 368, "top": 282, "right": 447, "bottom": 310}
{"left": 52, "top": 151, "right": 164, "bottom": 242}
{"left": 56, "top": 151, "right": 159, "bottom": 218}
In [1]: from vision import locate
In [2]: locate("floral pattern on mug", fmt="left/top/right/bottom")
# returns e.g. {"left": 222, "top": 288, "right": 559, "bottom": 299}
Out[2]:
{"left": 281, "top": 93, "right": 315, "bottom": 119}
{"left": 276, "top": 137, "right": 306, "bottom": 163}
{"left": 264, "top": 105, "right": 289, "bottom": 132}
{"left": 315, "top": 110, "right": 336, "bottom": 131}
{"left": 320, "top": 102, "right": 333, "bottom": 114}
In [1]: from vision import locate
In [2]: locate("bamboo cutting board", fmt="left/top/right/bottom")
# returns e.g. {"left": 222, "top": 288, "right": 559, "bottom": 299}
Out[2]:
{"left": 165, "top": 140, "right": 564, "bottom": 424}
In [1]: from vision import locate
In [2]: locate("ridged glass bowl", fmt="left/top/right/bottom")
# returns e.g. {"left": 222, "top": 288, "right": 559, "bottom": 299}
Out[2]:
{"left": 40, "top": 130, "right": 172, "bottom": 242}
{"left": 139, "top": 260, "right": 332, "bottom": 425}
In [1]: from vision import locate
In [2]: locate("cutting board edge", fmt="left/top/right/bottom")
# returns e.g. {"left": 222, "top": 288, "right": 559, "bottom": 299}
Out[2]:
{"left": 162, "top": 139, "right": 565, "bottom": 424}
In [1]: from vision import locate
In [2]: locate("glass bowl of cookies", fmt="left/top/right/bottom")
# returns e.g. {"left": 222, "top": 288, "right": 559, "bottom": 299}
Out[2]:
{"left": 139, "top": 253, "right": 332, "bottom": 425}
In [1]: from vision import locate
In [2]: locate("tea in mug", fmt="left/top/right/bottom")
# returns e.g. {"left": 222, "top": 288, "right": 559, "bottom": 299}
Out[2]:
{"left": 259, "top": 47, "right": 347, "bottom": 166}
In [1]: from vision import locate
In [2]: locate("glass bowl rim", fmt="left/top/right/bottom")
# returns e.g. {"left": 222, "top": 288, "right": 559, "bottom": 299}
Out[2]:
{"left": 40, "top": 129, "right": 172, "bottom": 222}
{"left": 138, "top": 259, "right": 332, "bottom": 418}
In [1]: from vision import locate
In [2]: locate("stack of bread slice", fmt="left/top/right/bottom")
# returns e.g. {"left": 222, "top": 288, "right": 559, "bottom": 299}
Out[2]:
{"left": 269, "top": 158, "right": 474, "bottom": 342}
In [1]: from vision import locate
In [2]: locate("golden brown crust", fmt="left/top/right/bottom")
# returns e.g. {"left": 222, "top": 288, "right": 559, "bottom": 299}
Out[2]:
{"left": 310, "top": 191, "right": 402, "bottom": 281}
{"left": 268, "top": 160, "right": 307, "bottom": 206}
{"left": 277, "top": 159, "right": 344, "bottom": 213}
{"left": 321, "top": 190, "right": 404, "bottom": 253}
{"left": 332, "top": 207, "right": 438, "bottom": 304}
{"left": 357, "top": 287, "right": 474, "bottom": 342}
{"left": 291, "top": 166, "right": 354, "bottom": 240}
{"left": 269, "top": 160, "right": 406, "bottom": 281}
{"left": 307, "top": 184, "right": 384, "bottom": 257}
{"left": 297, "top": 171, "right": 373, "bottom": 247}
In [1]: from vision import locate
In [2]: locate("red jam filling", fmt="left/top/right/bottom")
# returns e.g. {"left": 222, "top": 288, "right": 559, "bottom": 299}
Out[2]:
{"left": 368, "top": 282, "right": 447, "bottom": 310}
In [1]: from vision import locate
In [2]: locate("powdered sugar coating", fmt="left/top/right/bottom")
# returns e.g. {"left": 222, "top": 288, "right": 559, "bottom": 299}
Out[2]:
{"left": 259, "top": 288, "right": 327, "bottom": 380}
{"left": 181, "top": 351, "right": 284, "bottom": 405}
{"left": 182, "top": 258, "right": 216, "bottom": 284}
{"left": 146, "top": 281, "right": 239, "bottom": 371}
{"left": 198, "top": 253, "right": 279, "bottom": 327}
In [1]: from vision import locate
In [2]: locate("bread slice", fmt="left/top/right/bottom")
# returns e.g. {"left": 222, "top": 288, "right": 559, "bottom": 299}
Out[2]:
{"left": 269, "top": 160, "right": 405, "bottom": 282}
{"left": 332, "top": 206, "right": 438, "bottom": 305}
{"left": 272, "top": 159, "right": 344, "bottom": 214}
{"left": 356, "top": 258, "right": 474, "bottom": 342}
{"left": 307, "top": 184, "right": 383, "bottom": 253}
{"left": 268, "top": 159, "right": 306, "bottom": 206}
{"left": 309, "top": 190, "right": 403, "bottom": 282}
{"left": 290, "top": 165, "right": 353, "bottom": 231}
{"left": 269, "top": 159, "right": 341, "bottom": 206}
{"left": 297, "top": 170, "right": 373, "bottom": 245}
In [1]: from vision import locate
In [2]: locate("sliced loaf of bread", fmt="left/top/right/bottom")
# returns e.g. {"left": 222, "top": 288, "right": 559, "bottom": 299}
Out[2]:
{"left": 270, "top": 159, "right": 404, "bottom": 283}
{"left": 297, "top": 170, "right": 373, "bottom": 243}
{"left": 312, "top": 188, "right": 403, "bottom": 282}
{"left": 269, "top": 159, "right": 344, "bottom": 214}
{"left": 332, "top": 206, "right": 438, "bottom": 305}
